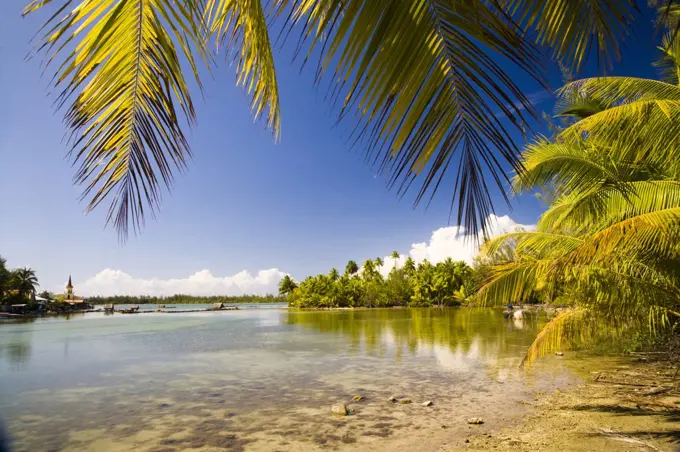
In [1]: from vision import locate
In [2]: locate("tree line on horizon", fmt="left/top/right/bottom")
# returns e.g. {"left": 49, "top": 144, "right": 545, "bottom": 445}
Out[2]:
{"left": 278, "top": 254, "right": 511, "bottom": 308}
{"left": 86, "top": 294, "right": 284, "bottom": 305}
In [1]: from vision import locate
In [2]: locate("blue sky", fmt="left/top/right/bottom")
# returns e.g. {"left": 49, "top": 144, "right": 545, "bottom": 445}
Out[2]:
{"left": 0, "top": 1, "right": 660, "bottom": 295}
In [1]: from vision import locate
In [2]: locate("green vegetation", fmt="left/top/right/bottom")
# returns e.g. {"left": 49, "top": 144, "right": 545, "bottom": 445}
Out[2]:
{"left": 476, "top": 10, "right": 680, "bottom": 365}
{"left": 283, "top": 257, "right": 474, "bottom": 308}
{"left": 87, "top": 294, "right": 284, "bottom": 305}
{"left": 0, "top": 256, "right": 39, "bottom": 306}
{"left": 24, "top": 0, "right": 654, "bottom": 239}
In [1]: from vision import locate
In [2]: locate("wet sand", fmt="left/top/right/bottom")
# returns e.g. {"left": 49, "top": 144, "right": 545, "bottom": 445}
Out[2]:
{"left": 465, "top": 356, "right": 679, "bottom": 452}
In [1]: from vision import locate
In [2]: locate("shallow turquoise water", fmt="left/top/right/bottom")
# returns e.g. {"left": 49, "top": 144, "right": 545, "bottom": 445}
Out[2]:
{"left": 0, "top": 308, "right": 573, "bottom": 451}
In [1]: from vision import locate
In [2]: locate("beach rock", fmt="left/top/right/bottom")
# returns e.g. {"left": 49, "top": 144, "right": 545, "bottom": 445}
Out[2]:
{"left": 388, "top": 396, "right": 397, "bottom": 403}
{"left": 421, "top": 400, "right": 433, "bottom": 407}
{"left": 399, "top": 398, "right": 412, "bottom": 404}
{"left": 332, "top": 403, "right": 349, "bottom": 416}
{"left": 467, "top": 417, "right": 485, "bottom": 425}
{"left": 352, "top": 395, "right": 364, "bottom": 402}
{"left": 555, "top": 352, "right": 564, "bottom": 356}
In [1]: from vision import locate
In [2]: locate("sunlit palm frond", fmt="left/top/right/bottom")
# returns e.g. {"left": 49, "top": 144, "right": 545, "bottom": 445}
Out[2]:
{"left": 539, "top": 181, "right": 680, "bottom": 234}
{"left": 475, "top": 258, "right": 547, "bottom": 307}
{"left": 560, "top": 99, "right": 680, "bottom": 176}
{"left": 575, "top": 207, "right": 680, "bottom": 265}
{"left": 558, "top": 76, "right": 680, "bottom": 106}
{"left": 511, "top": 138, "right": 626, "bottom": 195}
{"left": 206, "top": 0, "right": 280, "bottom": 136}
{"left": 520, "top": 308, "right": 590, "bottom": 367}
{"left": 24, "top": 0, "right": 209, "bottom": 240}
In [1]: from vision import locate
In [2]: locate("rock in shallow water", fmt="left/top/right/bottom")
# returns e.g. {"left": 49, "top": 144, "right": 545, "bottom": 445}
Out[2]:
{"left": 421, "top": 400, "right": 433, "bottom": 407}
{"left": 332, "top": 403, "right": 349, "bottom": 416}
{"left": 555, "top": 352, "right": 564, "bottom": 356}
{"left": 399, "top": 399, "right": 412, "bottom": 404}
{"left": 388, "top": 396, "right": 397, "bottom": 403}
{"left": 467, "top": 417, "right": 485, "bottom": 425}
{"left": 352, "top": 395, "right": 364, "bottom": 402}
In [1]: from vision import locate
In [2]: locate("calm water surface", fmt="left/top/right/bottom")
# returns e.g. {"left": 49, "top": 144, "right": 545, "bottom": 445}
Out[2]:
{"left": 0, "top": 308, "right": 573, "bottom": 451}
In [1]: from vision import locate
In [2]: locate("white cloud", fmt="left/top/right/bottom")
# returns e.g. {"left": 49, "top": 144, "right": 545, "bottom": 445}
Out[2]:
{"left": 377, "top": 214, "right": 534, "bottom": 277}
{"left": 63, "top": 268, "right": 287, "bottom": 297}
{"left": 65, "top": 214, "right": 532, "bottom": 296}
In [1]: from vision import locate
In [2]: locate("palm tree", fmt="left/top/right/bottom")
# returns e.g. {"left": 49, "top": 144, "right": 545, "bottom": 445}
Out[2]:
{"left": 345, "top": 260, "right": 359, "bottom": 277}
{"left": 278, "top": 275, "right": 298, "bottom": 298}
{"left": 0, "top": 256, "right": 9, "bottom": 299}
{"left": 476, "top": 27, "right": 680, "bottom": 365}
{"left": 390, "top": 251, "right": 400, "bottom": 270}
{"left": 403, "top": 257, "right": 417, "bottom": 277}
{"left": 374, "top": 257, "right": 384, "bottom": 268}
{"left": 328, "top": 268, "right": 340, "bottom": 282}
{"left": 362, "top": 259, "right": 376, "bottom": 280}
{"left": 11, "top": 268, "right": 39, "bottom": 299}
{"left": 23, "top": 0, "right": 646, "bottom": 239}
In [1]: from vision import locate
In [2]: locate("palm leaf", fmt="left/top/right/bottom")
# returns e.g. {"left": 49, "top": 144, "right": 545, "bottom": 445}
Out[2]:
{"left": 206, "top": 0, "right": 280, "bottom": 136}
{"left": 503, "top": 0, "right": 637, "bottom": 72}
{"left": 24, "top": 0, "right": 210, "bottom": 240}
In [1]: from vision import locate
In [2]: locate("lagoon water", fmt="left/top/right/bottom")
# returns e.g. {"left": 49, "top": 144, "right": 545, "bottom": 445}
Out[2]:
{"left": 0, "top": 308, "right": 574, "bottom": 451}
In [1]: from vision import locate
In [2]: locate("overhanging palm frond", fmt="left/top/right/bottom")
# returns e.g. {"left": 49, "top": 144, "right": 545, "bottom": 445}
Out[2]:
{"left": 24, "top": 0, "right": 209, "bottom": 240}
{"left": 206, "top": 0, "right": 280, "bottom": 136}
{"left": 278, "top": 0, "right": 548, "bottom": 235}
{"left": 520, "top": 308, "right": 590, "bottom": 367}
{"left": 502, "top": 0, "right": 637, "bottom": 72}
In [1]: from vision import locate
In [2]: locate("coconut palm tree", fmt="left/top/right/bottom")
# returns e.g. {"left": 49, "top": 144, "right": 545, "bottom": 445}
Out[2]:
{"left": 390, "top": 251, "right": 400, "bottom": 270}
{"left": 278, "top": 275, "right": 298, "bottom": 297}
{"left": 23, "top": 0, "right": 648, "bottom": 240}
{"left": 11, "top": 268, "right": 39, "bottom": 299}
{"left": 476, "top": 29, "right": 680, "bottom": 364}
{"left": 345, "top": 260, "right": 359, "bottom": 277}
{"left": 403, "top": 257, "right": 417, "bottom": 277}
{"left": 328, "top": 268, "right": 340, "bottom": 282}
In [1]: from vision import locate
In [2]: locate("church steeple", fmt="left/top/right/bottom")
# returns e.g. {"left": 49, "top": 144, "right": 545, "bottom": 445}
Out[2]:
{"left": 66, "top": 275, "right": 73, "bottom": 300}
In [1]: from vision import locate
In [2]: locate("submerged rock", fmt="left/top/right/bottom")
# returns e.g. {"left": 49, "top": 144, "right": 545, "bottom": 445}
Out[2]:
{"left": 467, "top": 417, "right": 485, "bottom": 425}
{"left": 421, "top": 400, "right": 433, "bottom": 407}
{"left": 399, "top": 399, "right": 412, "bottom": 404}
{"left": 352, "top": 395, "right": 365, "bottom": 402}
{"left": 332, "top": 403, "right": 349, "bottom": 416}
{"left": 388, "top": 396, "right": 397, "bottom": 403}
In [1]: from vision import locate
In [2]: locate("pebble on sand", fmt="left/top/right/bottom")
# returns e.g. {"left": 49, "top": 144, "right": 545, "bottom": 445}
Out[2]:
{"left": 332, "top": 403, "right": 348, "bottom": 416}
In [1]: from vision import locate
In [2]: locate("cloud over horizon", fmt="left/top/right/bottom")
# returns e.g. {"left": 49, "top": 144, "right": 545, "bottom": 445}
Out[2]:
{"left": 377, "top": 214, "right": 534, "bottom": 277}
{"left": 64, "top": 268, "right": 287, "bottom": 297}
{"left": 67, "top": 214, "right": 534, "bottom": 297}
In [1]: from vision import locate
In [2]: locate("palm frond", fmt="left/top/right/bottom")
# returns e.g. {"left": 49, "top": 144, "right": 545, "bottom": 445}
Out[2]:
{"left": 502, "top": 0, "right": 638, "bottom": 72}
{"left": 277, "top": 0, "right": 551, "bottom": 235}
{"left": 206, "top": 0, "right": 280, "bottom": 136}
{"left": 655, "top": 31, "right": 680, "bottom": 86}
{"left": 512, "top": 138, "right": 628, "bottom": 195}
{"left": 539, "top": 181, "right": 680, "bottom": 234}
{"left": 24, "top": 0, "right": 209, "bottom": 240}
{"left": 520, "top": 308, "right": 590, "bottom": 367}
